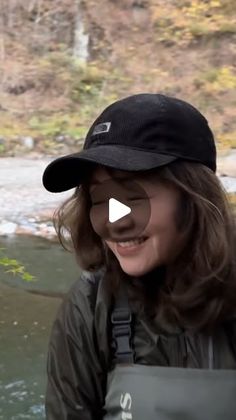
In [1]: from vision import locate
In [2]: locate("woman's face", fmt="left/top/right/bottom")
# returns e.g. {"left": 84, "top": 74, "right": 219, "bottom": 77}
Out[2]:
{"left": 88, "top": 165, "right": 186, "bottom": 277}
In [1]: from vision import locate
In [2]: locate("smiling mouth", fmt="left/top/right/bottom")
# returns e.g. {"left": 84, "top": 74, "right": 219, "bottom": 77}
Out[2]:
{"left": 116, "top": 237, "right": 148, "bottom": 248}
{"left": 112, "top": 236, "right": 148, "bottom": 242}
{"left": 115, "top": 237, "right": 148, "bottom": 253}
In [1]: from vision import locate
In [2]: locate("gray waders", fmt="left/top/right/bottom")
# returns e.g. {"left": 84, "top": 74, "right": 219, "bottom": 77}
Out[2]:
{"left": 103, "top": 281, "right": 236, "bottom": 419}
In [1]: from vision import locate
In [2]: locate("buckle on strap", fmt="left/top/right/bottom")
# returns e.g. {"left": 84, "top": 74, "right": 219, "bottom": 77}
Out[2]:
{"left": 111, "top": 309, "right": 134, "bottom": 363}
{"left": 111, "top": 308, "right": 132, "bottom": 325}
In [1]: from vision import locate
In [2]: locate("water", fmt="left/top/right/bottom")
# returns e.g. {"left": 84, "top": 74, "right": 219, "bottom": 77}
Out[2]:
{"left": 0, "top": 236, "right": 81, "bottom": 419}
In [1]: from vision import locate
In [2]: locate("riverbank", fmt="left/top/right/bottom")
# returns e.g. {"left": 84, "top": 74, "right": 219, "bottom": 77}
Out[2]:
{"left": 0, "top": 157, "right": 71, "bottom": 240}
{"left": 0, "top": 153, "right": 235, "bottom": 240}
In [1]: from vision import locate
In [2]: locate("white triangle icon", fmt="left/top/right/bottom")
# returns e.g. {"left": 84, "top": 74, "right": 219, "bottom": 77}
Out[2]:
{"left": 109, "top": 198, "right": 131, "bottom": 223}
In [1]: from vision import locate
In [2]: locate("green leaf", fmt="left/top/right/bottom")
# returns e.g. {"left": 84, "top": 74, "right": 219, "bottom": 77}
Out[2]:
{"left": 0, "top": 253, "right": 37, "bottom": 283}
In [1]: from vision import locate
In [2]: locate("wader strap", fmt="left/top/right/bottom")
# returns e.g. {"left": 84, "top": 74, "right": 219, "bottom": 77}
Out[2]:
{"left": 111, "top": 280, "right": 134, "bottom": 364}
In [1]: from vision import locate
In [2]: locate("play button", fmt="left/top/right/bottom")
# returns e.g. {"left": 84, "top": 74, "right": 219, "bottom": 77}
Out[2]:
{"left": 109, "top": 198, "right": 131, "bottom": 223}
{"left": 89, "top": 177, "right": 151, "bottom": 241}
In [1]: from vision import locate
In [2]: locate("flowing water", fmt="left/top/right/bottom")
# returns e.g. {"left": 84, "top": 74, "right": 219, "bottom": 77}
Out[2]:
{"left": 0, "top": 236, "right": 81, "bottom": 419}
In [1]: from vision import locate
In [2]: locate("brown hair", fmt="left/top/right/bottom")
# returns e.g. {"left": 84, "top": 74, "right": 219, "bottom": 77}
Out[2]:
{"left": 53, "top": 161, "right": 236, "bottom": 335}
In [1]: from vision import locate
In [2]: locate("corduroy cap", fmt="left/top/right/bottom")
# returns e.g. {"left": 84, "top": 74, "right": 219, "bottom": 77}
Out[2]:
{"left": 42, "top": 93, "right": 216, "bottom": 192}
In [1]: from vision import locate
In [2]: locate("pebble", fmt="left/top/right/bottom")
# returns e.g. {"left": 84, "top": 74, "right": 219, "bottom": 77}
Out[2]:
{"left": 55, "top": 135, "right": 65, "bottom": 143}
{"left": 0, "top": 221, "right": 17, "bottom": 235}
{"left": 219, "top": 176, "right": 236, "bottom": 194}
{"left": 0, "top": 219, "right": 57, "bottom": 240}
{"left": 15, "top": 225, "right": 37, "bottom": 236}
{"left": 20, "top": 137, "right": 34, "bottom": 149}
{"left": 34, "top": 208, "right": 55, "bottom": 222}
{"left": 217, "top": 151, "right": 236, "bottom": 178}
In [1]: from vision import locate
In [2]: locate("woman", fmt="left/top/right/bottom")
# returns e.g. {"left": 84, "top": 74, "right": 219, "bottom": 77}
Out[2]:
{"left": 42, "top": 93, "right": 236, "bottom": 419}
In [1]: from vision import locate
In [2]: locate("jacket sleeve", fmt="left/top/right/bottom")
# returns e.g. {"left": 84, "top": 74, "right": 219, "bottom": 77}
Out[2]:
{"left": 45, "top": 274, "right": 106, "bottom": 420}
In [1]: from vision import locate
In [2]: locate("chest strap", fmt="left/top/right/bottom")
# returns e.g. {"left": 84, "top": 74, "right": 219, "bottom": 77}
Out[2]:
{"left": 111, "top": 279, "right": 134, "bottom": 364}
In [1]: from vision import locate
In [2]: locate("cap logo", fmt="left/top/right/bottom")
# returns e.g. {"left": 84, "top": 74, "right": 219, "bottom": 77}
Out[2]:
{"left": 92, "top": 122, "right": 111, "bottom": 135}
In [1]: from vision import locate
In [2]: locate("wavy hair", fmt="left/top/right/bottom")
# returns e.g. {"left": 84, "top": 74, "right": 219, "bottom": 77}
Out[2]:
{"left": 53, "top": 161, "right": 236, "bottom": 334}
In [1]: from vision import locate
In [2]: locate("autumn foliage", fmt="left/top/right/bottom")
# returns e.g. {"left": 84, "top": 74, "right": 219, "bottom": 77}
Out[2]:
{"left": 0, "top": 0, "right": 235, "bottom": 154}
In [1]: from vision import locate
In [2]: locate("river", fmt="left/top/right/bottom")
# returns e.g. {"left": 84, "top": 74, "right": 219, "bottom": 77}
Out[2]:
{"left": 0, "top": 236, "right": 81, "bottom": 420}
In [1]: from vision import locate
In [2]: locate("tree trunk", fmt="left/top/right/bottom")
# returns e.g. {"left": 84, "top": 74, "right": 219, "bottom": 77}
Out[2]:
{"left": 73, "top": 0, "right": 89, "bottom": 62}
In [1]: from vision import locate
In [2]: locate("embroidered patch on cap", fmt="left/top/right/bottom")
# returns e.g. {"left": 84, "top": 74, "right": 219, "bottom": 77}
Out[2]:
{"left": 92, "top": 122, "right": 111, "bottom": 135}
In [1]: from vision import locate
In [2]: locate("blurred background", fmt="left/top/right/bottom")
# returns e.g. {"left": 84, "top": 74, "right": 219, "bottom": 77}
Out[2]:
{"left": 0, "top": 0, "right": 235, "bottom": 418}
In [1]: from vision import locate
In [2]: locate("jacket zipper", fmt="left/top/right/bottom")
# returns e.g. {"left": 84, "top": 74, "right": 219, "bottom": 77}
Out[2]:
{"left": 208, "top": 335, "right": 214, "bottom": 369}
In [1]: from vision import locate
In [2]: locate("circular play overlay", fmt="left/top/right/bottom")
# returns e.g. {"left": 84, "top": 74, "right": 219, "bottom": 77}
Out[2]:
{"left": 89, "top": 177, "right": 151, "bottom": 241}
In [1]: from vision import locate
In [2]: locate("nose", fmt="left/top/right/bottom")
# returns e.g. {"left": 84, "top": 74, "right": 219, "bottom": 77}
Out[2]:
{"left": 106, "top": 213, "right": 135, "bottom": 241}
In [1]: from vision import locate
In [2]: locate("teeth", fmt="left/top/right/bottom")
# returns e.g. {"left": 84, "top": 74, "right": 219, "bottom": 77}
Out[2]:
{"left": 118, "top": 238, "right": 146, "bottom": 247}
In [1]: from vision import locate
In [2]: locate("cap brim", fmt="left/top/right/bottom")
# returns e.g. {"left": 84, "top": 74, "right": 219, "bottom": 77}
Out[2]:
{"left": 42, "top": 146, "right": 177, "bottom": 192}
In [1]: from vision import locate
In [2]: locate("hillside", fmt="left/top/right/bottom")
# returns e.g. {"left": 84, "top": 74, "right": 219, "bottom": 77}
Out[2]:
{"left": 0, "top": 0, "right": 235, "bottom": 156}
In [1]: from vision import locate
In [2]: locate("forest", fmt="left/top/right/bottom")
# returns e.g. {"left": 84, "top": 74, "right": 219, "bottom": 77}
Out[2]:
{"left": 0, "top": 0, "right": 235, "bottom": 156}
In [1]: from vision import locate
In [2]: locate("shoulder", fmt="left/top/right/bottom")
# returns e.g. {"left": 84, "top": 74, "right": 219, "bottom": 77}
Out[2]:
{"left": 62, "top": 266, "right": 111, "bottom": 368}
{"left": 46, "top": 268, "right": 109, "bottom": 414}
{"left": 63, "top": 265, "right": 107, "bottom": 310}
{"left": 50, "top": 266, "right": 108, "bottom": 349}
{"left": 52, "top": 266, "right": 110, "bottom": 343}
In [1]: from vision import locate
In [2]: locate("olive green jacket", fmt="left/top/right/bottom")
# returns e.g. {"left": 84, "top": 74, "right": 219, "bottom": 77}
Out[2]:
{"left": 45, "top": 268, "right": 236, "bottom": 419}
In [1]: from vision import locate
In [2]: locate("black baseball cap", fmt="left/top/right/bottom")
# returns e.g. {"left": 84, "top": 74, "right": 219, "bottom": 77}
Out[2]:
{"left": 42, "top": 93, "right": 217, "bottom": 192}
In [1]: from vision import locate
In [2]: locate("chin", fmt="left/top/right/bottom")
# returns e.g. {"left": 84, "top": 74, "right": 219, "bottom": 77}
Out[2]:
{"left": 120, "top": 255, "right": 166, "bottom": 276}
{"left": 118, "top": 262, "right": 153, "bottom": 278}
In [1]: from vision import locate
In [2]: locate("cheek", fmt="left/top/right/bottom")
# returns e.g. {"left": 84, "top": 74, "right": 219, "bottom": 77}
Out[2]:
{"left": 148, "top": 199, "right": 179, "bottom": 234}
{"left": 149, "top": 196, "right": 187, "bottom": 259}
